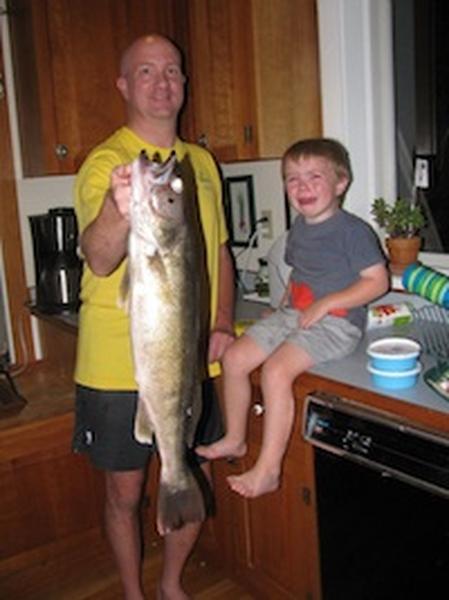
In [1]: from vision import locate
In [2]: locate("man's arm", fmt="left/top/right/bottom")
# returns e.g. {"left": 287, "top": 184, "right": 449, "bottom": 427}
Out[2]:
{"left": 208, "top": 243, "right": 235, "bottom": 363}
{"left": 80, "top": 164, "right": 131, "bottom": 276}
{"left": 300, "top": 263, "right": 389, "bottom": 329}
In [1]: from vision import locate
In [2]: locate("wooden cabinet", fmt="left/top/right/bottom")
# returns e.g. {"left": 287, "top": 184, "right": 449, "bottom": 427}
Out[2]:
{"left": 185, "top": 0, "right": 259, "bottom": 162}
{"left": 186, "top": 0, "right": 322, "bottom": 162}
{"left": 8, "top": 0, "right": 189, "bottom": 176}
{"left": 202, "top": 376, "right": 321, "bottom": 599}
{"left": 8, "top": 0, "right": 320, "bottom": 175}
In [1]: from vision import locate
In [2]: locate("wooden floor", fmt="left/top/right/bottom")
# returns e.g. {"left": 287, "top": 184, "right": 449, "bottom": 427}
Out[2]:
{"left": 0, "top": 529, "right": 254, "bottom": 600}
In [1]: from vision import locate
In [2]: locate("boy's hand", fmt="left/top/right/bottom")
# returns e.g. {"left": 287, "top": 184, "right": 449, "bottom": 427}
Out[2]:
{"left": 110, "top": 164, "right": 132, "bottom": 221}
{"left": 298, "top": 298, "right": 330, "bottom": 329}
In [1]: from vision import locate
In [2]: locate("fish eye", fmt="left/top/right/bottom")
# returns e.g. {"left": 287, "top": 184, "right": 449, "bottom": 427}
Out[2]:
{"left": 171, "top": 177, "right": 183, "bottom": 193}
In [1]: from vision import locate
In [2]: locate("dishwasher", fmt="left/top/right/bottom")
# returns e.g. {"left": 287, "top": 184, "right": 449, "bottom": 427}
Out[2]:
{"left": 303, "top": 391, "right": 449, "bottom": 600}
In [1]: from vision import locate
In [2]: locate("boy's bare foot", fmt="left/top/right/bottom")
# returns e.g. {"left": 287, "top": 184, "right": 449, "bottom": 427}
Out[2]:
{"left": 196, "top": 437, "right": 247, "bottom": 460}
{"left": 227, "top": 466, "right": 280, "bottom": 498}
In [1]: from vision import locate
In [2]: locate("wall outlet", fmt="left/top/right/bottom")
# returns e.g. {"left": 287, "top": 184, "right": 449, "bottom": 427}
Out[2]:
{"left": 414, "top": 157, "right": 429, "bottom": 189}
{"left": 260, "top": 210, "right": 273, "bottom": 239}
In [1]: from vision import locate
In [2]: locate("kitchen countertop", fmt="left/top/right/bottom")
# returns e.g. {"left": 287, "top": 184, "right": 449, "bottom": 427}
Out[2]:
{"left": 237, "top": 291, "right": 449, "bottom": 417}
{"left": 30, "top": 291, "right": 449, "bottom": 418}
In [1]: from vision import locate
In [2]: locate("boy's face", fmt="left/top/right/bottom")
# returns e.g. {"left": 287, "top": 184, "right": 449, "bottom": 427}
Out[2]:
{"left": 284, "top": 155, "right": 349, "bottom": 224}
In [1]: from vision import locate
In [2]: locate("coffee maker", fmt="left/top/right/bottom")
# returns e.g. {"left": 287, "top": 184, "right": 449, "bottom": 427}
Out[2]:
{"left": 29, "top": 207, "right": 82, "bottom": 314}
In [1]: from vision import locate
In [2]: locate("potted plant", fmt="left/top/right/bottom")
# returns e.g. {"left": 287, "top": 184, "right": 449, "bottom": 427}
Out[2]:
{"left": 371, "top": 197, "right": 426, "bottom": 274}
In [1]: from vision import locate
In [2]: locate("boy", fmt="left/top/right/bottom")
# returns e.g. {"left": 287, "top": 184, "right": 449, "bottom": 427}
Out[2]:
{"left": 197, "top": 138, "right": 389, "bottom": 498}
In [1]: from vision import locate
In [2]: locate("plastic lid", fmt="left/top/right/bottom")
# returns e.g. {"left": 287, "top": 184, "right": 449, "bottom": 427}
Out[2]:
{"left": 367, "top": 337, "right": 421, "bottom": 359}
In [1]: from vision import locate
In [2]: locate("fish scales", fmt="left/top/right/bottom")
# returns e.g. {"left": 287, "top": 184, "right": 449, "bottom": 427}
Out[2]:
{"left": 126, "top": 150, "right": 209, "bottom": 535}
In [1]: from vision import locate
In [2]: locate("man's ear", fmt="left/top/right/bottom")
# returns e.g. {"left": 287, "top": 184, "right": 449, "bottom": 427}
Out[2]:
{"left": 116, "top": 76, "right": 129, "bottom": 101}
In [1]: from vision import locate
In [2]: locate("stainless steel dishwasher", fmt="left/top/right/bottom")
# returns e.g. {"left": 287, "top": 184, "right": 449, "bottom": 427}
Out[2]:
{"left": 303, "top": 391, "right": 449, "bottom": 600}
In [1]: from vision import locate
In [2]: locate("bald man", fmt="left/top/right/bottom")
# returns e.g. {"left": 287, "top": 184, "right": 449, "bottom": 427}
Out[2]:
{"left": 72, "top": 35, "right": 235, "bottom": 600}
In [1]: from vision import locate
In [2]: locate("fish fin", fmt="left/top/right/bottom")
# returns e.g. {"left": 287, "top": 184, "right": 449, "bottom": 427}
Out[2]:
{"left": 118, "top": 266, "right": 130, "bottom": 312}
{"left": 185, "top": 381, "right": 203, "bottom": 448}
{"left": 157, "top": 473, "right": 206, "bottom": 536}
{"left": 133, "top": 398, "right": 155, "bottom": 443}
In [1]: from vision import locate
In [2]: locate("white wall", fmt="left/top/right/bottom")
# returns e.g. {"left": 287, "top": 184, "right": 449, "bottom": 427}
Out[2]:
{"left": 221, "top": 159, "right": 285, "bottom": 272}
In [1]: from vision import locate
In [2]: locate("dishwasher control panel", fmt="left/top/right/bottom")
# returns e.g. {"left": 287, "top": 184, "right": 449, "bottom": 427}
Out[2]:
{"left": 303, "top": 392, "right": 449, "bottom": 498}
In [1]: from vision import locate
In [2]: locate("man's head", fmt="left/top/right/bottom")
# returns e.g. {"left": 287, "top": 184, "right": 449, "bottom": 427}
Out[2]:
{"left": 282, "top": 138, "right": 353, "bottom": 224}
{"left": 116, "top": 35, "right": 186, "bottom": 129}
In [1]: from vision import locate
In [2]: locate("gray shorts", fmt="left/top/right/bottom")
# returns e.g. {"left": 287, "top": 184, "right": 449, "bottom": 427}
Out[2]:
{"left": 72, "top": 379, "right": 223, "bottom": 471}
{"left": 246, "top": 306, "right": 362, "bottom": 364}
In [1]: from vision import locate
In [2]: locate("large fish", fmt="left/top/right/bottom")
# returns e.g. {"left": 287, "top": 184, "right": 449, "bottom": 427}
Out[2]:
{"left": 125, "top": 150, "right": 209, "bottom": 535}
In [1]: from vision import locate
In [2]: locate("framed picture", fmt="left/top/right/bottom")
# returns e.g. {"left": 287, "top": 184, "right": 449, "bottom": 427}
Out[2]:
{"left": 224, "top": 175, "right": 256, "bottom": 247}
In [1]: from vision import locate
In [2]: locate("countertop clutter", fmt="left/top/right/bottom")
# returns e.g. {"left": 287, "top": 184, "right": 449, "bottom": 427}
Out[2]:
{"left": 20, "top": 288, "right": 449, "bottom": 420}
{"left": 239, "top": 290, "right": 449, "bottom": 416}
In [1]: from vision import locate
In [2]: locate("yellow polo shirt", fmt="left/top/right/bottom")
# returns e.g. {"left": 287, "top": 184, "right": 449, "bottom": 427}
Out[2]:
{"left": 74, "top": 127, "right": 228, "bottom": 389}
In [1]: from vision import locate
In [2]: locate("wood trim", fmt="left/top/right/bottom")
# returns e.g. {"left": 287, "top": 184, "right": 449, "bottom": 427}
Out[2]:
{"left": 0, "top": 41, "right": 34, "bottom": 366}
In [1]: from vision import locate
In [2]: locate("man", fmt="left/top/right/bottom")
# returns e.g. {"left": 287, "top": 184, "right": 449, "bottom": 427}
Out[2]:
{"left": 72, "top": 35, "right": 235, "bottom": 600}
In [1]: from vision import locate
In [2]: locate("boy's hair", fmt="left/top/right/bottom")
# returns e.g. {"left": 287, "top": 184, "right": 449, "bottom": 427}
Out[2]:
{"left": 282, "top": 138, "right": 353, "bottom": 195}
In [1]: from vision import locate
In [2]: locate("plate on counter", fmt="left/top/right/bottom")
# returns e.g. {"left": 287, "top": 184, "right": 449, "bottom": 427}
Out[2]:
{"left": 424, "top": 362, "right": 449, "bottom": 402}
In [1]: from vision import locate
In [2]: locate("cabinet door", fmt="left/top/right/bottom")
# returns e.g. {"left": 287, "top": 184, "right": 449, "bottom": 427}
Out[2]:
{"left": 186, "top": 0, "right": 321, "bottom": 162}
{"left": 205, "top": 386, "right": 321, "bottom": 599}
{"left": 186, "top": 0, "right": 259, "bottom": 162}
{"left": 243, "top": 413, "right": 321, "bottom": 599}
{"left": 8, "top": 0, "right": 189, "bottom": 176}
{"left": 251, "top": 0, "right": 322, "bottom": 157}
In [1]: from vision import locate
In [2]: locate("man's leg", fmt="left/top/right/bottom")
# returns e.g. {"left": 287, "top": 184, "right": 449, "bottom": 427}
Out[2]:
{"left": 196, "top": 335, "right": 268, "bottom": 460}
{"left": 104, "top": 468, "right": 146, "bottom": 600}
{"left": 157, "top": 462, "right": 212, "bottom": 600}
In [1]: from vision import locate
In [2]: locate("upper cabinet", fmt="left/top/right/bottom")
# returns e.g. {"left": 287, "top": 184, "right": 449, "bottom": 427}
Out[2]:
{"left": 7, "top": 0, "right": 321, "bottom": 176}
{"left": 186, "top": 0, "right": 322, "bottom": 162}
{"left": 185, "top": 0, "right": 259, "bottom": 162}
{"left": 8, "top": 0, "right": 189, "bottom": 176}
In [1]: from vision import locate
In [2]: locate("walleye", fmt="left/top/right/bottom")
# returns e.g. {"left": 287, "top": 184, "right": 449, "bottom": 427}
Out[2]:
{"left": 125, "top": 150, "right": 208, "bottom": 536}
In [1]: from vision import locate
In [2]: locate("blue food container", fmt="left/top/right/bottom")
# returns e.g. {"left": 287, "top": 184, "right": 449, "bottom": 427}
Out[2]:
{"left": 366, "top": 337, "right": 421, "bottom": 372}
{"left": 367, "top": 362, "right": 422, "bottom": 390}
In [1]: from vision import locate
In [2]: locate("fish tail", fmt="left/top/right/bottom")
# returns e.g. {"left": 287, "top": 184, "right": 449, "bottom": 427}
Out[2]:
{"left": 157, "top": 473, "right": 205, "bottom": 536}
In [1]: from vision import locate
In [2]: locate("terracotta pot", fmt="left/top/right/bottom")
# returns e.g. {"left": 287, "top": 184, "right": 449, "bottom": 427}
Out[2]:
{"left": 386, "top": 236, "right": 422, "bottom": 275}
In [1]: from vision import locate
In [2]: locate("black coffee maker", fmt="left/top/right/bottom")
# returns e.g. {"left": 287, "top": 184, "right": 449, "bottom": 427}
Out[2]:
{"left": 29, "top": 207, "right": 82, "bottom": 314}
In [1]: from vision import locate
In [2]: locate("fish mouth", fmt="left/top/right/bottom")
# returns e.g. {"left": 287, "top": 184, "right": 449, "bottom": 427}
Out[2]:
{"left": 138, "top": 149, "right": 178, "bottom": 183}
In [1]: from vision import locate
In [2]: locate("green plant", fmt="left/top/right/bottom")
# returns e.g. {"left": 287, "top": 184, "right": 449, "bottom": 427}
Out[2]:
{"left": 371, "top": 197, "right": 426, "bottom": 238}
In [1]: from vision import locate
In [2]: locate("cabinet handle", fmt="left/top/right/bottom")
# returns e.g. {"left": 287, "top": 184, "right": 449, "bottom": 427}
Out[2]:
{"left": 55, "top": 144, "right": 69, "bottom": 159}
{"left": 252, "top": 402, "right": 264, "bottom": 417}
{"left": 243, "top": 125, "right": 253, "bottom": 144}
{"left": 197, "top": 133, "right": 208, "bottom": 148}
{"left": 0, "top": 74, "right": 5, "bottom": 101}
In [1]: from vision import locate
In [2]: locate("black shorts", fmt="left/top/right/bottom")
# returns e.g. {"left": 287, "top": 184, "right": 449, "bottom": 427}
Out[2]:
{"left": 72, "top": 379, "right": 223, "bottom": 471}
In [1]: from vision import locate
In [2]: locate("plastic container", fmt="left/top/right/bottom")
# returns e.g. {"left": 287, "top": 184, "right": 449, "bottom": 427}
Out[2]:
{"left": 366, "top": 337, "right": 421, "bottom": 372}
{"left": 366, "top": 302, "right": 413, "bottom": 329}
{"left": 367, "top": 362, "right": 422, "bottom": 390}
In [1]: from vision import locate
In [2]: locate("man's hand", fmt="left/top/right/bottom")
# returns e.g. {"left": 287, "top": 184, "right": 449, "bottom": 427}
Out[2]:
{"left": 208, "top": 328, "right": 235, "bottom": 364}
{"left": 80, "top": 163, "right": 132, "bottom": 276}
{"left": 110, "top": 164, "right": 132, "bottom": 221}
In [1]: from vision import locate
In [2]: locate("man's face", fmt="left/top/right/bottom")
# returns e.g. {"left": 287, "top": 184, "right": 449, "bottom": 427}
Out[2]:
{"left": 117, "top": 36, "right": 185, "bottom": 124}
{"left": 284, "top": 155, "right": 348, "bottom": 224}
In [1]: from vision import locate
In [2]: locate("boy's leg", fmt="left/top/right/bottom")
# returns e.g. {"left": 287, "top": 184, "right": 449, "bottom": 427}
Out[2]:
{"left": 196, "top": 334, "right": 268, "bottom": 460}
{"left": 228, "top": 342, "right": 313, "bottom": 498}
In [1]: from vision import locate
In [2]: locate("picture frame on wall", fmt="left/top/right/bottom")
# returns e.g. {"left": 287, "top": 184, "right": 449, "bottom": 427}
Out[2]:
{"left": 224, "top": 175, "right": 256, "bottom": 247}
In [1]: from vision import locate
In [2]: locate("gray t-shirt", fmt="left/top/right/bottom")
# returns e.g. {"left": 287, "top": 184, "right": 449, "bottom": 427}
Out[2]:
{"left": 284, "top": 209, "right": 386, "bottom": 330}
